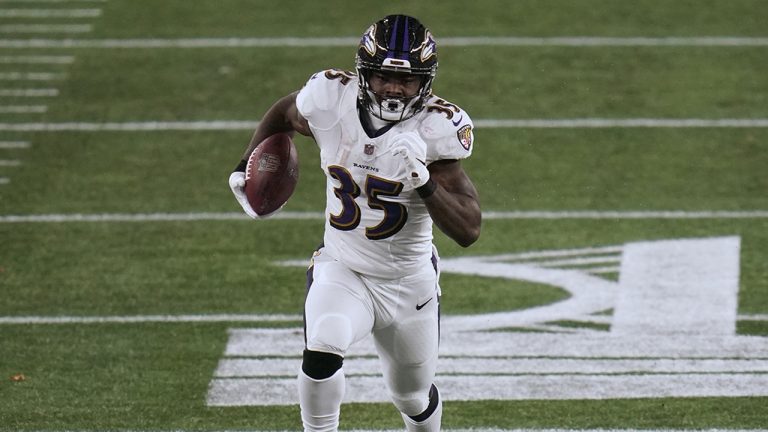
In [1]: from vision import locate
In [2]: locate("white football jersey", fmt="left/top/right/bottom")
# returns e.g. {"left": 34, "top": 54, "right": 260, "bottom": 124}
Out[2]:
{"left": 296, "top": 69, "right": 474, "bottom": 278}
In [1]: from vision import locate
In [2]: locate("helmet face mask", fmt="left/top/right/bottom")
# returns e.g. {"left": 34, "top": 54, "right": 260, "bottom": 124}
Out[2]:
{"left": 356, "top": 15, "right": 438, "bottom": 122}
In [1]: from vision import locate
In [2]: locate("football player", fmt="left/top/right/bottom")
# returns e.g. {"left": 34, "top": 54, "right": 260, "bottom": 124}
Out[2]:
{"left": 229, "top": 14, "right": 481, "bottom": 432}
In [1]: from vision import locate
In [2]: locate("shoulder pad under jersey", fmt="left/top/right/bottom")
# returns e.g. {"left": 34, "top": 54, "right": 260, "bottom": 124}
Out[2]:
{"left": 296, "top": 69, "right": 357, "bottom": 130}
{"left": 418, "top": 95, "right": 475, "bottom": 163}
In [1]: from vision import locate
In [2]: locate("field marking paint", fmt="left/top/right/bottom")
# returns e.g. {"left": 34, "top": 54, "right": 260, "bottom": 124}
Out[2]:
{"left": 2, "top": 210, "right": 768, "bottom": 224}
{"left": 0, "top": 120, "right": 256, "bottom": 131}
{"left": 0, "top": 88, "right": 59, "bottom": 97}
{"left": 0, "top": 177, "right": 9, "bottom": 184}
{"left": 217, "top": 357, "right": 768, "bottom": 378}
{"left": 0, "top": 24, "right": 93, "bottom": 34}
{"left": 0, "top": 72, "right": 65, "bottom": 80}
{"left": 0, "top": 314, "right": 301, "bottom": 324}
{"left": 483, "top": 210, "right": 768, "bottom": 219}
{"left": 612, "top": 237, "right": 740, "bottom": 335}
{"left": 1, "top": 313, "right": 765, "bottom": 326}
{"left": 1, "top": 36, "right": 768, "bottom": 48}
{"left": 12, "top": 429, "right": 762, "bottom": 432}
{"left": 0, "top": 8, "right": 102, "bottom": 18}
{"left": 0, "top": 0, "right": 107, "bottom": 2}
{"left": 0, "top": 140, "right": 31, "bottom": 148}
{"left": 206, "top": 236, "right": 768, "bottom": 405}
{"left": 0, "top": 55, "right": 74, "bottom": 64}
{"left": 3, "top": 118, "right": 768, "bottom": 131}
{"left": 0, "top": 159, "right": 22, "bottom": 166}
{"left": 475, "top": 118, "right": 768, "bottom": 128}
{"left": 0, "top": 105, "right": 48, "bottom": 113}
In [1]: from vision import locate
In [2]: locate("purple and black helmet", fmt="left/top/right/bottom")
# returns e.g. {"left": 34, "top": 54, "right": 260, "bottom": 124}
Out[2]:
{"left": 356, "top": 15, "right": 438, "bottom": 121}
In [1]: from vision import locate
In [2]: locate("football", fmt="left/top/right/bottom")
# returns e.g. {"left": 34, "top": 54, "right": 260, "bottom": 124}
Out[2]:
{"left": 244, "top": 132, "right": 299, "bottom": 217}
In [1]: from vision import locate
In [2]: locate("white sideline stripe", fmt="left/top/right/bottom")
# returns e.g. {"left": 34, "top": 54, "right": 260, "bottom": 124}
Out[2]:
{"left": 0, "top": 8, "right": 102, "bottom": 18}
{"left": 0, "top": 24, "right": 93, "bottom": 34}
{"left": 0, "top": 55, "right": 74, "bottom": 64}
{"left": 0, "top": 88, "right": 59, "bottom": 97}
{"left": 0, "top": 105, "right": 47, "bottom": 113}
{"left": 1, "top": 314, "right": 765, "bottom": 325}
{"left": 0, "top": 140, "right": 31, "bottom": 148}
{"left": 2, "top": 211, "right": 768, "bottom": 223}
{"left": 2, "top": 36, "right": 768, "bottom": 48}
{"left": 3, "top": 118, "right": 768, "bottom": 131}
{"left": 0, "top": 159, "right": 22, "bottom": 166}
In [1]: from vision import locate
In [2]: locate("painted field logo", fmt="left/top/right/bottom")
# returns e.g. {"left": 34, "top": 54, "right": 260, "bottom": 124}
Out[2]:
{"left": 206, "top": 236, "right": 768, "bottom": 406}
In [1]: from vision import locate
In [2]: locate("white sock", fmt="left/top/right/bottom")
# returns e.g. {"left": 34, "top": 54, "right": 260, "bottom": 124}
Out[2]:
{"left": 298, "top": 369, "right": 345, "bottom": 432}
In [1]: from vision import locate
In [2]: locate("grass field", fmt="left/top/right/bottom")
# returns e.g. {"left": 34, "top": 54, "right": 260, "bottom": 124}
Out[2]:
{"left": 1, "top": 0, "right": 768, "bottom": 430}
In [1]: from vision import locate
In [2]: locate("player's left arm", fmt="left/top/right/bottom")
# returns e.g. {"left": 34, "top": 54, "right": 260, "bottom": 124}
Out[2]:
{"left": 423, "top": 159, "right": 481, "bottom": 247}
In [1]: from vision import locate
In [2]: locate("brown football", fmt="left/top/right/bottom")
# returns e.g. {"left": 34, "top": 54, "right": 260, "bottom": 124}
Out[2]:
{"left": 244, "top": 133, "right": 299, "bottom": 217}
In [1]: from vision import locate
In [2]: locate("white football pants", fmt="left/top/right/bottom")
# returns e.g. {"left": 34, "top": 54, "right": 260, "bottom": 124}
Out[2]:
{"left": 301, "top": 246, "right": 441, "bottom": 429}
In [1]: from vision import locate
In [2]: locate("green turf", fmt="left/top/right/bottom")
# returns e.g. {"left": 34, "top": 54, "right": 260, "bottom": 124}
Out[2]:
{"left": 1, "top": 0, "right": 767, "bottom": 429}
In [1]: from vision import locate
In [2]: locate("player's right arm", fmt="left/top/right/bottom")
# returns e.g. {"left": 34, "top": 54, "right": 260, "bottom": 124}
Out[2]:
{"left": 240, "top": 91, "right": 312, "bottom": 161}
{"left": 229, "top": 91, "right": 310, "bottom": 219}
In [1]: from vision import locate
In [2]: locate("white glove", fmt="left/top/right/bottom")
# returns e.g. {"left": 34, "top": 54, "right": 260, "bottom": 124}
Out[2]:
{"left": 228, "top": 171, "right": 260, "bottom": 219}
{"left": 391, "top": 132, "right": 430, "bottom": 189}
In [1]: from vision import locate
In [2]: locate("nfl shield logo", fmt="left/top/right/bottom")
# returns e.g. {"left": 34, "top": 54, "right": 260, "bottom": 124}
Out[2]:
{"left": 364, "top": 144, "right": 375, "bottom": 155}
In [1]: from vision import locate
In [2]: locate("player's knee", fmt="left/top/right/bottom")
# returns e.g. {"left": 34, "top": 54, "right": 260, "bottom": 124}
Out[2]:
{"left": 394, "top": 384, "right": 440, "bottom": 419}
{"left": 391, "top": 392, "right": 425, "bottom": 416}
{"left": 302, "top": 349, "right": 343, "bottom": 380}
{"left": 306, "top": 313, "right": 354, "bottom": 355}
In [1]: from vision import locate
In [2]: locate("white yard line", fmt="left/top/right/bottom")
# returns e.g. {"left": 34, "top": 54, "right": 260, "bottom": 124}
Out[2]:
{"left": 0, "top": 159, "right": 22, "bottom": 166}
{"left": 0, "top": 0, "right": 107, "bottom": 2}
{"left": 0, "top": 72, "right": 65, "bottom": 80}
{"left": 0, "top": 88, "right": 59, "bottom": 97}
{"left": 0, "top": 140, "right": 31, "bottom": 148}
{"left": 447, "top": 36, "right": 768, "bottom": 46}
{"left": 0, "top": 105, "right": 48, "bottom": 113}
{"left": 0, "top": 24, "right": 93, "bottom": 34}
{"left": 0, "top": 313, "right": 765, "bottom": 325}
{"left": 0, "top": 8, "right": 102, "bottom": 18}
{"left": 6, "top": 430, "right": 765, "bottom": 432}
{"left": 0, "top": 314, "right": 302, "bottom": 324}
{"left": 0, "top": 120, "right": 255, "bottom": 131}
{"left": 1, "top": 211, "right": 768, "bottom": 223}
{"left": 1, "top": 36, "right": 768, "bottom": 48}
{"left": 483, "top": 210, "right": 768, "bottom": 219}
{"left": 475, "top": 118, "right": 768, "bottom": 128}
{"left": 2, "top": 118, "right": 768, "bottom": 131}
{"left": 0, "top": 55, "right": 74, "bottom": 64}
{"left": 0, "top": 211, "right": 317, "bottom": 222}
